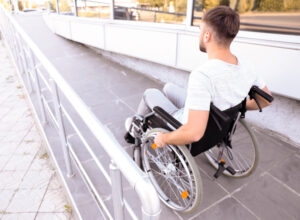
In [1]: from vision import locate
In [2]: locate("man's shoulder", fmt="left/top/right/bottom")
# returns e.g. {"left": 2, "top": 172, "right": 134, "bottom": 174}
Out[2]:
{"left": 193, "top": 58, "right": 251, "bottom": 76}
{"left": 192, "top": 60, "right": 224, "bottom": 77}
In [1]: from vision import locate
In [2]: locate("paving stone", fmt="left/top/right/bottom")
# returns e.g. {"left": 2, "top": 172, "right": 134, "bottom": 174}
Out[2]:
{"left": 233, "top": 173, "right": 300, "bottom": 220}
{"left": 48, "top": 173, "right": 64, "bottom": 190}
{"left": 38, "top": 188, "right": 69, "bottom": 212}
{"left": 194, "top": 153, "right": 264, "bottom": 194}
{"left": 14, "top": 141, "right": 41, "bottom": 156}
{"left": 176, "top": 170, "right": 228, "bottom": 219}
{"left": 78, "top": 86, "right": 118, "bottom": 108}
{"left": 193, "top": 197, "right": 257, "bottom": 220}
{"left": 269, "top": 154, "right": 300, "bottom": 194}
{"left": 35, "top": 213, "right": 72, "bottom": 220}
{"left": 3, "top": 154, "right": 35, "bottom": 171}
{"left": 91, "top": 99, "right": 135, "bottom": 125}
{"left": 1, "top": 213, "right": 36, "bottom": 220}
{"left": 0, "top": 155, "right": 10, "bottom": 171}
{"left": 254, "top": 130, "right": 297, "bottom": 171}
{"left": 0, "top": 171, "right": 25, "bottom": 190}
{"left": 30, "top": 154, "right": 53, "bottom": 171}
{"left": 121, "top": 93, "right": 143, "bottom": 113}
{"left": 19, "top": 170, "right": 53, "bottom": 189}
{"left": 0, "top": 189, "right": 15, "bottom": 211}
{"left": 6, "top": 189, "right": 46, "bottom": 213}
{"left": 0, "top": 142, "right": 20, "bottom": 156}
{"left": 105, "top": 119, "right": 131, "bottom": 147}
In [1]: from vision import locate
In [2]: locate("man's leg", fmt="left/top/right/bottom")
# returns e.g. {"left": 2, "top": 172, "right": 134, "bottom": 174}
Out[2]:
{"left": 163, "top": 83, "right": 187, "bottom": 109}
{"left": 137, "top": 88, "right": 178, "bottom": 115}
{"left": 125, "top": 88, "right": 179, "bottom": 144}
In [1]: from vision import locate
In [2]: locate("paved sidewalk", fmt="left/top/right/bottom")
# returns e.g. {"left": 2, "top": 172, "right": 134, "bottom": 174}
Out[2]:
{"left": 0, "top": 40, "right": 74, "bottom": 219}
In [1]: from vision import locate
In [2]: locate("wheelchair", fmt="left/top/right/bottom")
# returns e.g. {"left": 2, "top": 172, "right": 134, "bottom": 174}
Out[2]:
{"left": 125, "top": 86, "right": 273, "bottom": 213}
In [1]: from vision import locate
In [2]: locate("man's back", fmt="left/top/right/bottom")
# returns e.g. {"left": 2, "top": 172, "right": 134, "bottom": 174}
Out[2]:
{"left": 180, "top": 59, "right": 265, "bottom": 124}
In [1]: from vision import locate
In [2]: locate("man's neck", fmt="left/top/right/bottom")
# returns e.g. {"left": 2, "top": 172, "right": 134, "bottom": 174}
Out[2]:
{"left": 207, "top": 46, "right": 238, "bottom": 65}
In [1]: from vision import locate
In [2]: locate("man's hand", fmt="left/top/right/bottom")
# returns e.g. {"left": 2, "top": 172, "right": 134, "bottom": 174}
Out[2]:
{"left": 154, "top": 132, "right": 167, "bottom": 148}
{"left": 154, "top": 109, "right": 209, "bottom": 147}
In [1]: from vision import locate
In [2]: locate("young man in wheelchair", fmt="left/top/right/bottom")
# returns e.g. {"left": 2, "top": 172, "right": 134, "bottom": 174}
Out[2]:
{"left": 124, "top": 6, "right": 272, "bottom": 150}
{"left": 123, "top": 6, "right": 274, "bottom": 212}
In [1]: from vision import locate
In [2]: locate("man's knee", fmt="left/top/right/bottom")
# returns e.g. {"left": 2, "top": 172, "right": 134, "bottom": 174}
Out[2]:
{"left": 163, "top": 83, "right": 175, "bottom": 95}
{"left": 143, "top": 88, "right": 161, "bottom": 99}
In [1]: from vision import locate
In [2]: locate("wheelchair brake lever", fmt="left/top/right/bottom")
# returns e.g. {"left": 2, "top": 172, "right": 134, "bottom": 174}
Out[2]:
{"left": 253, "top": 94, "right": 262, "bottom": 112}
{"left": 250, "top": 92, "right": 262, "bottom": 112}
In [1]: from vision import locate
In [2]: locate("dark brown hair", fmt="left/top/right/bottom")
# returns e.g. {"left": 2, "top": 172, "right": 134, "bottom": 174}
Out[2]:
{"left": 203, "top": 6, "right": 240, "bottom": 45}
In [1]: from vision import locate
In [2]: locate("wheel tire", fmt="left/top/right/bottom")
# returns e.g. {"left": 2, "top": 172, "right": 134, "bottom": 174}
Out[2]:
{"left": 142, "top": 128, "right": 203, "bottom": 213}
{"left": 205, "top": 119, "right": 259, "bottom": 178}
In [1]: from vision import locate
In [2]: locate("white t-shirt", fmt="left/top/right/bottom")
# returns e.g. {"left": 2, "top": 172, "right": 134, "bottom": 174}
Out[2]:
{"left": 174, "top": 59, "right": 265, "bottom": 124}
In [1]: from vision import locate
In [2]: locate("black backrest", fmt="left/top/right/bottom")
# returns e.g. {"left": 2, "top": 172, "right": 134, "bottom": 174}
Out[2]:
{"left": 190, "top": 102, "right": 243, "bottom": 156}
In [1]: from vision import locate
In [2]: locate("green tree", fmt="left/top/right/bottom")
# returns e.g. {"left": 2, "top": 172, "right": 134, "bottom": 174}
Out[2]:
{"left": 283, "top": 0, "right": 300, "bottom": 11}
{"left": 257, "top": 0, "right": 284, "bottom": 11}
{"left": 175, "top": 0, "right": 187, "bottom": 12}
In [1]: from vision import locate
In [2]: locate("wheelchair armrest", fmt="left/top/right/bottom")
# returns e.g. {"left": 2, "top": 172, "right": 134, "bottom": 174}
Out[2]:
{"left": 249, "top": 86, "right": 274, "bottom": 103}
{"left": 153, "top": 106, "right": 182, "bottom": 130}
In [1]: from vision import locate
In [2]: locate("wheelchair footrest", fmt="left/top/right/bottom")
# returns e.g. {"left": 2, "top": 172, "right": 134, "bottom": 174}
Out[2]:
{"left": 214, "top": 160, "right": 236, "bottom": 178}
{"left": 124, "top": 132, "right": 135, "bottom": 144}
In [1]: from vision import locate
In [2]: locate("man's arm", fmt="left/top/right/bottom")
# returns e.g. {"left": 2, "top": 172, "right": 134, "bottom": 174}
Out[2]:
{"left": 246, "top": 86, "right": 272, "bottom": 110}
{"left": 154, "top": 109, "right": 209, "bottom": 147}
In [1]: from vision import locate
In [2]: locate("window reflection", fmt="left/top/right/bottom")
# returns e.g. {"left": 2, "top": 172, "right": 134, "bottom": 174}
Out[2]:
{"left": 193, "top": 0, "right": 300, "bottom": 35}
{"left": 114, "top": 0, "right": 187, "bottom": 24}
{"left": 57, "top": 0, "right": 74, "bottom": 14}
{"left": 76, "top": 0, "right": 110, "bottom": 18}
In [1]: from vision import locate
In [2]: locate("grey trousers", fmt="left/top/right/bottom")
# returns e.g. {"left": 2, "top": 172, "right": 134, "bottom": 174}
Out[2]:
{"left": 137, "top": 83, "right": 187, "bottom": 117}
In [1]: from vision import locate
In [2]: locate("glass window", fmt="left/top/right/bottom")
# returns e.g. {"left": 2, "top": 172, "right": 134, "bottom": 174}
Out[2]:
{"left": 58, "top": 0, "right": 75, "bottom": 14}
{"left": 77, "top": 0, "right": 110, "bottom": 18}
{"left": 193, "top": 0, "right": 300, "bottom": 35}
{"left": 114, "top": 0, "right": 187, "bottom": 24}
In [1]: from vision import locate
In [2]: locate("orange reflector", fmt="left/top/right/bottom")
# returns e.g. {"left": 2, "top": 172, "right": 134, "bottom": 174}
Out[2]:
{"left": 181, "top": 191, "right": 189, "bottom": 199}
{"left": 152, "top": 143, "right": 157, "bottom": 149}
{"left": 221, "top": 159, "right": 226, "bottom": 163}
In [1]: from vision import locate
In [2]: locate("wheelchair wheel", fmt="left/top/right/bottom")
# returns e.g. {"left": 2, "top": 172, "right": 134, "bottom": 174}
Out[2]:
{"left": 142, "top": 128, "right": 202, "bottom": 213}
{"left": 204, "top": 119, "right": 258, "bottom": 178}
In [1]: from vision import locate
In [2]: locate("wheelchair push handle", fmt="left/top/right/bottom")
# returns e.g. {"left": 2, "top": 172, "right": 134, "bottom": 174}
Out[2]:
{"left": 249, "top": 86, "right": 274, "bottom": 112}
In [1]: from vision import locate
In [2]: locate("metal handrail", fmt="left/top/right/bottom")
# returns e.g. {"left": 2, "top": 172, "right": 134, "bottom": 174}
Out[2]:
{"left": 0, "top": 5, "right": 161, "bottom": 220}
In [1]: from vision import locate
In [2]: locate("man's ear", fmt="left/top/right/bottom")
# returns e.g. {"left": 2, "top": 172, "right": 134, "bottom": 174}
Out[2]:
{"left": 204, "top": 31, "right": 211, "bottom": 43}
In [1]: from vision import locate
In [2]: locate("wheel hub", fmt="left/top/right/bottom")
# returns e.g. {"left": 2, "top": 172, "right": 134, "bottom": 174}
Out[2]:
{"left": 162, "top": 163, "right": 176, "bottom": 176}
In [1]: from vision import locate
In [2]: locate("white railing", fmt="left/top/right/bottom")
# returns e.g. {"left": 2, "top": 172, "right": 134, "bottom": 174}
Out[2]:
{"left": 0, "top": 5, "right": 161, "bottom": 220}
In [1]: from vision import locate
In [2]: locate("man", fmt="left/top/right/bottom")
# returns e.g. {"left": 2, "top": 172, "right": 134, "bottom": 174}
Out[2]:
{"left": 125, "top": 6, "right": 271, "bottom": 148}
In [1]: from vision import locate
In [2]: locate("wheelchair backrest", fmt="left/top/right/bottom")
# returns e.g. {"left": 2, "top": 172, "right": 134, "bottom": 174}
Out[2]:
{"left": 189, "top": 101, "right": 243, "bottom": 156}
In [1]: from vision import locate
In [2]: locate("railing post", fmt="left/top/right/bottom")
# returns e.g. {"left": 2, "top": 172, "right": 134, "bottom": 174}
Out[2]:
{"left": 74, "top": 0, "right": 78, "bottom": 16}
{"left": 110, "top": 0, "right": 115, "bottom": 20}
{"left": 55, "top": 0, "right": 60, "bottom": 14}
{"left": 19, "top": 39, "right": 34, "bottom": 93}
{"left": 110, "top": 160, "right": 124, "bottom": 220}
{"left": 51, "top": 79, "right": 74, "bottom": 178}
{"left": 186, "top": 0, "right": 194, "bottom": 26}
{"left": 29, "top": 49, "right": 47, "bottom": 124}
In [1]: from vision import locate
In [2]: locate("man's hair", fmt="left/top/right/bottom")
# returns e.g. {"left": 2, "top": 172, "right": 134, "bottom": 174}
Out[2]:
{"left": 203, "top": 6, "right": 240, "bottom": 45}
